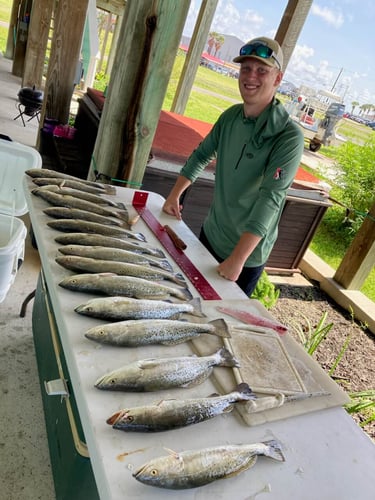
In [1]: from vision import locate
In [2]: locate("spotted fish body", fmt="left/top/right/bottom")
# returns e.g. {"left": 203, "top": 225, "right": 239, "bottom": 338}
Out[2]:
{"left": 44, "top": 207, "right": 125, "bottom": 227}
{"left": 26, "top": 168, "right": 116, "bottom": 194}
{"left": 133, "top": 440, "right": 285, "bottom": 489}
{"left": 94, "top": 347, "right": 239, "bottom": 392}
{"left": 56, "top": 255, "right": 186, "bottom": 286}
{"left": 107, "top": 383, "right": 256, "bottom": 432}
{"left": 85, "top": 318, "right": 231, "bottom": 346}
{"left": 54, "top": 233, "right": 164, "bottom": 257}
{"left": 57, "top": 245, "right": 172, "bottom": 271}
{"left": 32, "top": 187, "right": 128, "bottom": 221}
{"left": 60, "top": 273, "right": 192, "bottom": 301}
{"left": 32, "top": 177, "right": 115, "bottom": 195}
{"left": 47, "top": 219, "right": 146, "bottom": 240}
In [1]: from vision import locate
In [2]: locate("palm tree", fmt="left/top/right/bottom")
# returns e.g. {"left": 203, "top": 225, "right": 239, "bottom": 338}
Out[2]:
{"left": 350, "top": 101, "right": 359, "bottom": 114}
{"left": 207, "top": 32, "right": 225, "bottom": 56}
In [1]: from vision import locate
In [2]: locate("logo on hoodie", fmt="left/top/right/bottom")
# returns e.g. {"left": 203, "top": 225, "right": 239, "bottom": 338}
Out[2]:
{"left": 273, "top": 167, "right": 283, "bottom": 180}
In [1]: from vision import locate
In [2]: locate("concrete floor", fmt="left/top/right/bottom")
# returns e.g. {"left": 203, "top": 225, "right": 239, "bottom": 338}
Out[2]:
{"left": 0, "top": 54, "right": 56, "bottom": 500}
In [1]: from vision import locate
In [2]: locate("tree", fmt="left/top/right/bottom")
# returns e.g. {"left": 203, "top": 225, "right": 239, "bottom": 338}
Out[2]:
{"left": 207, "top": 31, "right": 225, "bottom": 56}
{"left": 350, "top": 101, "right": 359, "bottom": 114}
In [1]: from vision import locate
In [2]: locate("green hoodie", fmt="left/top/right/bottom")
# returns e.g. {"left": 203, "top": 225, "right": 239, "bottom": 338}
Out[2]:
{"left": 180, "top": 99, "right": 304, "bottom": 267}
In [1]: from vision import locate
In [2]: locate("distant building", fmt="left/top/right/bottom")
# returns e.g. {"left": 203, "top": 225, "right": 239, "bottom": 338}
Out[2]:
{"left": 181, "top": 33, "right": 245, "bottom": 65}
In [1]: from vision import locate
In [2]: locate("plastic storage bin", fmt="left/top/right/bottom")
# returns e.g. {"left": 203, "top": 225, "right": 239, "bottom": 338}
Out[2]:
{"left": 0, "top": 139, "right": 42, "bottom": 302}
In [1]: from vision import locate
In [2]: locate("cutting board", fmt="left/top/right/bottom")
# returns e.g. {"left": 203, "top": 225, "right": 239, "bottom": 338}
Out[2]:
{"left": 191, "top": 299, "right": 350, "bottom": 426}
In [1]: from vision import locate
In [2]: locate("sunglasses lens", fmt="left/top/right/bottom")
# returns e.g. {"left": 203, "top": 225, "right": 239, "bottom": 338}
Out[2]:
{"left": 255, "top": 45, "right": 272, "bottom": 58}
{"left": 239, "top": 43, "right": 273, "bottom": 58}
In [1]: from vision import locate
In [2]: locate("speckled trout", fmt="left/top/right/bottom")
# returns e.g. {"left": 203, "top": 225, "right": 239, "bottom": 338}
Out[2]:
{"left": 55, "top": 255, "right": 186, "bottom": 286}
{"left": 26, "top": 168, "right": 116, "bottom": 194}
{"left": 35, "top": 183, "right": 121, "bottom": 207}
{"left": 44, "top": 207, "right": 126, "bottom": 227}
{"left": 94, "top": 347, "right": 239, "bottom": 392}
{"left": 75, "top": 296, "right": 205, "bottom": 320}
{"left": 107, "top": 383, "right": 256, "bottom": 432}
{"left": 85, "top": 318, "right": 230, "bottom": 346}
{"left": 32, "top": 187, "right": 128, "bottom": 221}
{"left": 47, "top": 219, "right": 146, "bottom": 241}
{"left": 32, "top": 177, "right": 115, "bottom": 195}
{"left": 59, "top": 273, "right": 192, "bottom": 301}
{"left": 54, "top": 233, "right": 164, "bottom": 257}
{"left": 133, "top": 440, "right": 285, "bottom": 489}
{"left": 57, "top": 244, "right": 172, "bottom": 271}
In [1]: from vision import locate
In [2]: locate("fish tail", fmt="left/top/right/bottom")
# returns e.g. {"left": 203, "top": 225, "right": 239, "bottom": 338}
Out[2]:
{"left": 157, "top": 259, "right": 173, "bottom": 272}
{"left": 172, "top": 273, "right": 187, "bottom": 286}
{"left": 217, "top": 347, "right": 240, "bottom": 368}
{"left": 189, "top": 297, "right": 206, "bottom": 317}
{"left": 208, "top": 318, "right": 231, "bottom": 338}
{"left": 235, "top": 382, "right": 257, "bottom": 401}
{"left": 262, "top": 440, "right": 285, "bottom": 462}
{"left": 176, "top": 287, "right": 193, "bottom": 301}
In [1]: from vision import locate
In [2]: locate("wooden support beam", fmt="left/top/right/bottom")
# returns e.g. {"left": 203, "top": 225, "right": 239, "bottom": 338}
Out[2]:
{"left": 334, "top": 201, "right": 375, "bottom": 290}
{"left": 22, "top": 0, "right": 54, "bottom": 89}
{"left": 275, "top": 0, "right": 313, "bottom": 70}
{"left": 12, "top": 0, "right": 33, "bottom": 77}
{"left": 4, "top": 0, "right": 21, "bottom": 59}
{"left": 171, "top": 0, "right": 219, "bottom": 115}
{"left": 89, "top": 0, "right": 191, "bottom": 186}
{"left": 39, "top": 0, "right": 89, "bottom": 127}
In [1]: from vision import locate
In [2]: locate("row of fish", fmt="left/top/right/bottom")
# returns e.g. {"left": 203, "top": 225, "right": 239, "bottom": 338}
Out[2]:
{"left": 26, "top": 168, "right": 286, "bottom": 490}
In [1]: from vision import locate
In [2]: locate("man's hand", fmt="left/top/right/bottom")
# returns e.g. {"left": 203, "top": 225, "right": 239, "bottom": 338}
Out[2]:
{"left": 217, "top": 256, "right": 243, "bottom": 282}
{"left": 162, "top": 197, "right": 183, "bottom": 220}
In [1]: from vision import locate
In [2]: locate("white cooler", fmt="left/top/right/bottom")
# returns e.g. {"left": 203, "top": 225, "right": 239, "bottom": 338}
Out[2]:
{"left": 0, "top": 139, "right": 42, "bottom": 302}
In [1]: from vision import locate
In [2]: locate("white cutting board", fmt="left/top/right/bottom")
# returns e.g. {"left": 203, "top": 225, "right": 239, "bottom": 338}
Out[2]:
{"left": 191, "top": 300, "right": 350, "bottom": 426}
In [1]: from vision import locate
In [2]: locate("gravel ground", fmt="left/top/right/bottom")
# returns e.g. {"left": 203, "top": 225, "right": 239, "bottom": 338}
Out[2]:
{"left": 270, "top": 283, "right": 375, "bottom": 441}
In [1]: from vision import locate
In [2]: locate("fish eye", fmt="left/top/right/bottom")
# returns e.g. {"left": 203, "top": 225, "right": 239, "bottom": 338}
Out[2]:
{"left": 151, "top": 469, "right": 158, "bottom": 476}
{"left": 110, "top": 379, "right": 116, "bottom": 385}
{"left": 126, "top": 415, "right": 134, "bottom": 422}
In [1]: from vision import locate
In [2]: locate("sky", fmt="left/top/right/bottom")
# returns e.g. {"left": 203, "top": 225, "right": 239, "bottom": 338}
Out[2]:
{"left": 182, "top": 0, "right": 375, "bottom": 110}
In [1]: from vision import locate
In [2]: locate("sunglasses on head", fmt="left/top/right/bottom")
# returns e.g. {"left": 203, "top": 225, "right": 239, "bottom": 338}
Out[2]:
{"left": 239, "top": 42, "right": 281, "bottom": 69}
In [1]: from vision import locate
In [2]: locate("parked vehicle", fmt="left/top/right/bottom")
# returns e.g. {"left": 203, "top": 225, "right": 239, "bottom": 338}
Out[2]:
{"left": 286, "top": 99, "right": 346, "bottom": 152}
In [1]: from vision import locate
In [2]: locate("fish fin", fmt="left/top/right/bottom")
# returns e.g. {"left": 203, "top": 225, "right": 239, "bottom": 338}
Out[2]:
{"left": 262, "top": 440, "right": 286, "bottom": 462}
{"left": 155, "top": 259, "right": 173, "bottom": 272}
{"left": 188, "top": 297, "right": 206, "bottom": 318}
{"left": 225, "top": 456, "right": 258, "bottom": 478}
{"left": 181, "top": 370, "right": 210, "bottom": 388}
{"left": 180, "top": 288, "right": 193, "bottom": 300}
{"left": 222, "top": 404, "right": 235, "bottom": 414}
{"left": 163, "top": 447, "right": 181, "bottom": 460}
{"left": 217, "top": 347, "right": 240, "bottom": 368}
{"left": 137, "top": 359, "right": 165, "bottom": 370}
{"left": 172, "top": 274, "right": 187, "bottom": 286}
{"left": 208, "top": 318, "right": 231, "bottom": 338}
{"left": 132, "top": 232, "right": 146, "bottom": 242}
{"left": 235, "top": 382, "right": 257, "bottom": 401}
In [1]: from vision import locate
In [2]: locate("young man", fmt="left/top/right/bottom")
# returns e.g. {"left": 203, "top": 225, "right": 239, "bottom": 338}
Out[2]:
{"left": 162, "top": 37, "right": 304, "bottom": 296}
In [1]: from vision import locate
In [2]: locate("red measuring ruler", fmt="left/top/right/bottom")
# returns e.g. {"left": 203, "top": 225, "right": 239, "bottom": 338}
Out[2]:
{"left": 132, "top": 191, "right": 221, "bottom": 300}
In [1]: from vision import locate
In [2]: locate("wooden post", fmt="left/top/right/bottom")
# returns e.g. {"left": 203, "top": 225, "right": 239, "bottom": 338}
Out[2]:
{"left": 39, "top": 0, "right": 89, "bottom": 127}
{"left": 334, "top": 201, "right": 375, "bottom": 290}
{"left": 89, "top": 0, "right": 191, "bottom": 186}
{"left": 22, "top": 0, "right": 54, "bottom": 89}
{"left": 171, "top": 0, "right": 218, "bottom": 115}
{"left": 4, "top": 0, "right": 21, "bottom": 59}
{"left": 275, "top": 0, "right": 313, "bottom": 70}
{"left": 12, "top": 0, "right": 32, "bottom": 77}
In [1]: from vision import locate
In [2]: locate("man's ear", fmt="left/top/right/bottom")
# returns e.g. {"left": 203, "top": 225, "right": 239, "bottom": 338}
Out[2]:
{"left": 275, "top": 70, "right": 283, "bottom": 87}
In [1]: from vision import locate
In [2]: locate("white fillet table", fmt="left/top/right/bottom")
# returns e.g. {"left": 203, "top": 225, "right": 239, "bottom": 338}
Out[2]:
{"left": 24, "top": 179, "right": 375, "bottom": 500}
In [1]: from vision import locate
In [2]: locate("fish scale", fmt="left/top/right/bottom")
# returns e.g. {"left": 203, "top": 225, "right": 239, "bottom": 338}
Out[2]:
{"left": 132, "top": 191, "right": 221, "bottom": 300}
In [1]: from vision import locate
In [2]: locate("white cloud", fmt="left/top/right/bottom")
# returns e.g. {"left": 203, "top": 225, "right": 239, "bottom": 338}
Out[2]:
{"left": 311, "top": 4, "right": 344, "bottom": 28}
